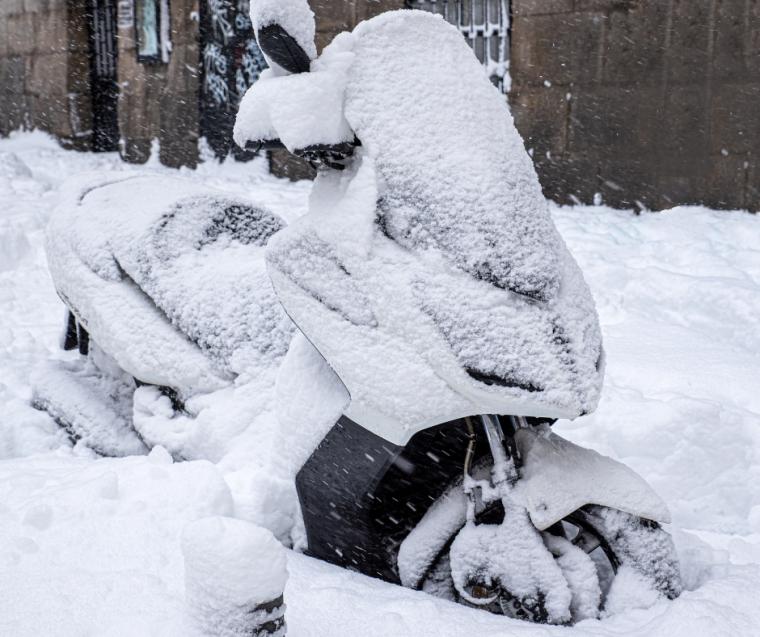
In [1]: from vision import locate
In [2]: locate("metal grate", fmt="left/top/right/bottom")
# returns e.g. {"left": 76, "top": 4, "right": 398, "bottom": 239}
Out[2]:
{"left": 406, "top": 0, "right": 511, "bottom": 92}
{"left": 88, "top": 0, "right": 120, "bottom": 151}
{"left": 91, "top": 0, "right": 117, "bottom": 79}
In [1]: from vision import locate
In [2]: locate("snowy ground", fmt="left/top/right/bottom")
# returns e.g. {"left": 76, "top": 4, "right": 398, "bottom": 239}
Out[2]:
{"left": 1, "top": 131, "right": 759, "bottom": 636}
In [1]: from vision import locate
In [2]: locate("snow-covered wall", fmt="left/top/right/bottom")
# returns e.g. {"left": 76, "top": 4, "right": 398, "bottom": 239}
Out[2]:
{"left": 510, "top": 0, "right": 760, "bottom": 212}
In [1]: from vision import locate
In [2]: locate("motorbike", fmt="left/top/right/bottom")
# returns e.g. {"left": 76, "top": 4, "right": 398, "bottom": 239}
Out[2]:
{"left": 37, "top": 1, "right": 682, "bottom": 625}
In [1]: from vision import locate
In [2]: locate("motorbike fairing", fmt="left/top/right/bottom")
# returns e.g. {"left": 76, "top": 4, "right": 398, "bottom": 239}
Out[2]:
{"left": 250, "top": 12, "right": 604, "bottom": 445}
{"left": 296, "top": 414, "right": 490, "bottom": 583}
{"left": 46, "top": 173, "right": 293, "bottom": 396}
{"left": 516, "top": 427, "right": 671, "bottom": 529}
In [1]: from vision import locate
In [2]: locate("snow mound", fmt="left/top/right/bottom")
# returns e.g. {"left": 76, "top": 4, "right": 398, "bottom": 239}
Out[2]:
{"left": 183, "top": 517, "right": 287, "bottom": 636}
{"left": 0, "top": 452, "right": 234, "bottom": 636}
{"left": 0, "top": 151, "right": 33, "bottom": 182}
{"left": 31, "top": 356, "right": 147, "bottom": 457}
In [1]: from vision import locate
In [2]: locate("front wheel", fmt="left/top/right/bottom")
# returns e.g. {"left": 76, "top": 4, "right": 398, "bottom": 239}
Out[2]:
{"left": 409, "top": 503, "right": 682, "bottom": 625}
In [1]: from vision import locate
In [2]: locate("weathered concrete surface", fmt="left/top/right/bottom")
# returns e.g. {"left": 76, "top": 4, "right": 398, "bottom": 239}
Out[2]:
{"left": 3, "top": 0, "right": 757, "bottom": 205}
{"left": 0, "top": 0, "right": 88, "bottom": 147}
{"left": 511, "top": 0, "right": 760, "bottom": 211}
{"left": 311, "top": 0, "right": 406, "bottom": 51}
{"left": 117, "top": 0, "right": 200, "bottom": 167}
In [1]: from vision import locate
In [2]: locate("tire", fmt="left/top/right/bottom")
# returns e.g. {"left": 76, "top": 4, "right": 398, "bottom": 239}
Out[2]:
{"left": 567, "top": 505, "right": 682, "bottom": 600}
{"left": 414, "top": 503, "right": 682, "bottom": 624}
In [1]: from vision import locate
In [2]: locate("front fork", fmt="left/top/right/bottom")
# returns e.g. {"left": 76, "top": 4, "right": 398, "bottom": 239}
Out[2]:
{"left": 463, "top": 414, "right": 528, "bottom": 523}
{"left": 458, "top": 415, "right": 552, "bottom": 613}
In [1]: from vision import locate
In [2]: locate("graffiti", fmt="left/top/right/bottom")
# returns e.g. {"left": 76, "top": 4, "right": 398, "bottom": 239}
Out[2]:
{"left": 203, "top": 42, "right": 230, "bottom": 105}
{"left": 201, "top": 0, "right": 268, "bottom": 157}
{"left": 241, "top": 41, "right": 267, "bottom": 87}
{"left": 207, "top": 0, "right": 234, "bottom": 43}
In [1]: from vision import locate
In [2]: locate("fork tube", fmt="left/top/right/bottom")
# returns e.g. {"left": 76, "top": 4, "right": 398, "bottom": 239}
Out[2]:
{"left": 478, "top": 414, "right": 517, "bottom": 487}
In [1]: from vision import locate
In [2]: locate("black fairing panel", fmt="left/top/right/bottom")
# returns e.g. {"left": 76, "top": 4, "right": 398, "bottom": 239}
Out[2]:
{"left": 296, "top": 415, "right": 489, "bottom": 583}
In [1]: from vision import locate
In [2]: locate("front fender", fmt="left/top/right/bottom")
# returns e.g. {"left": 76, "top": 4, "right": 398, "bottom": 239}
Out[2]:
{"left": 515, "top": 427, "right": 671, "bottom": 531}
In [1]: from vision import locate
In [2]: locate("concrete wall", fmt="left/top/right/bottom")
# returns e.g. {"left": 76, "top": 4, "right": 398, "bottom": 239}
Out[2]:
{"left": 311, "top": 0, "right": 406, "bottom": 50}
{"left": 510, "top": 0, "right": 760, "bottom": 211}
{"left": 0, "top": 0, "right": 93, "bottom": 150}
{"left": 4, "top": 0, "right": 756, "bottom": 210}
{"left": 117, "top": 0, "right": 200, "bottom": 167}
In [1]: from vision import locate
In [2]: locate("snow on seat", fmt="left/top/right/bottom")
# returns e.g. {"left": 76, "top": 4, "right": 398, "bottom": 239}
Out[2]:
{"left": 46, "top": 173, "right": 293, "bottom": 395}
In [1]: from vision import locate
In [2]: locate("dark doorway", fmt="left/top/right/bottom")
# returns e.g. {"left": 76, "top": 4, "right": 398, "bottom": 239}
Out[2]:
{"left": 199, "top": 0, "right": 268, "bottom": 159}
{"left": 87, "top": 0, "right": 120, "bottom": 151}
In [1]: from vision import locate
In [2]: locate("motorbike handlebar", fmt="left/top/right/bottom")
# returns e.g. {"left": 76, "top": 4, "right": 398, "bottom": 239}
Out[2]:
{"left": 245, "top": 138, "right": 361, "bottom": 171}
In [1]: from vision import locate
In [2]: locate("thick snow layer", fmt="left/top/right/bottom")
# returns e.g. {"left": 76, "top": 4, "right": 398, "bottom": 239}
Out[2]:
{"left": 543, "top": 533, "right": 602, "bottom": 621}
{"left": 347, "top": 12, "right": 563, "bottom": 301}
{"left": 234, "top": 38, "right": 356, "bottom": 151}
{"left": 449, "top": 508, "right": 573, "bottom": 624}
{"left": 515, "top": 426, "right": 671, "bottom": 529}
{"left": 257, "top": 12, "right": 603, "bottom": 444}
{"left": 183, "top": 517, "right": 287, "bottom": 636}
{"left": 31, "top": 354, "right": 147, "bottom": 457}
{"left": 1, "top": 133, "right": 760, "bottom": 635}
{"left": 48, "top": 172, "right": 293, "bottom": 383}
{"left": 0, "top": 448, "right": 234, "bottom": 636}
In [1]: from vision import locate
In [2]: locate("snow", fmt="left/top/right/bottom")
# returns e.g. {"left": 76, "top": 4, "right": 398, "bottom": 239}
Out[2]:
{"left": 1, "top": 131, "right": 760, "bottom": 635}
{"left": 347, "top": 12, "right": 561, "bottom": 301}
{"left": 31, "top": 353, "right": 147, "bottom": 457}
{"left": 48, "top": 172, "right": 293, "bottom": 381}
{"left": 515, "top": 425, "right": 672, "bottom": 529}
{"left": 234, "top": 37, "right": 356, "bottom": 152}
{"left": 0, "top": 447, "right": 233, "bottom": 636}
{"left": 449, "top": 506, "right": 574, "bottom": 624}
{"left": 256, "top": 12, "right": 603, "bottom": 444}
{"left": 397, "top": 477, "right": 468, "bottom": 589}
{"left": 183, "top": 517, "right": 287, "bottom": 636}
{"left": 543, "top": 533, "right": 602, "bottom": 621}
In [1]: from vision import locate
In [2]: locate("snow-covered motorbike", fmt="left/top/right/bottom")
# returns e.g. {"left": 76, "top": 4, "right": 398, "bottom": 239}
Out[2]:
{"left": 37, "top": 0, "right": 682, "bottom": 625}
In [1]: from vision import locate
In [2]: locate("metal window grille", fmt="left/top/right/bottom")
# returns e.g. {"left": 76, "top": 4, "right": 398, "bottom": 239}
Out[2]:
{"left": 406, "top": 0, "right": 511, "bottom": 92}
{"left": 88, "top": 0, "right": 120, "bottom": 151}
{"left": 91, "top": 0, "right": 117, "bottom": 79}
